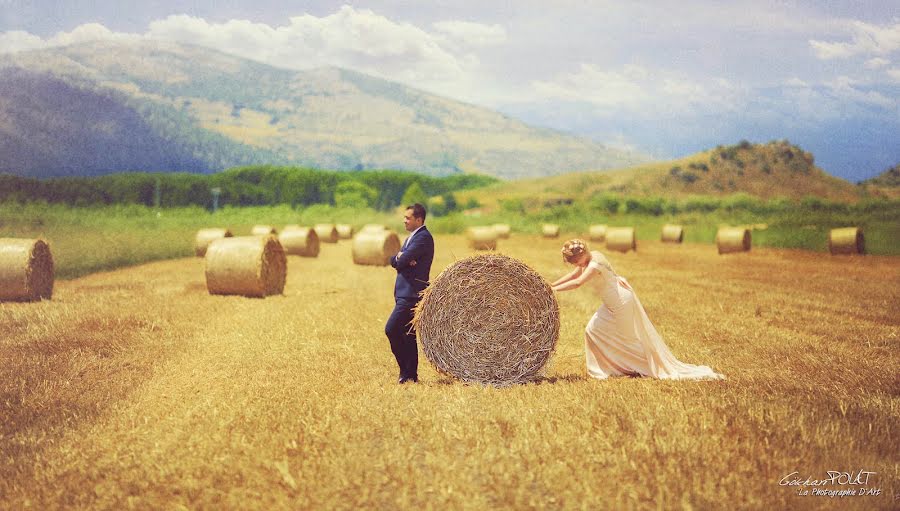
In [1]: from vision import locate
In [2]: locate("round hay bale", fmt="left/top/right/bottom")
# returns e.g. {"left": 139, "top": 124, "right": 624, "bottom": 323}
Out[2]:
{"left": 716, "top": 227, "right": 751, "bottom": 254}
{"left": 588, "top": 224, "right": 607, "bottom": 242}
{"left": 314, "top": 224, "right": 339, "bottom": 243}
{"left": 467, "top": 227, "right": 498, "bottom": 251}
{"left": 492, "top": 224, "right": 511, "bottom": 239}
{"left": 661, "top": 224, "right": 684, "bottom": 243}
{"left": 542, "top": 224, "right": 560, "bottom": 238}
{"left": 336, "top": 224, "right": 354, "bottom": 240}
{"left": 413, "top": 254, "right": 560, "bottom": 386}
{"left": 828, "top": 227, "right": 865, "bottom": 255}
{"left": 352, "top": 230, "right": 401, "bottom": 266}
{"left": 283, "top": 224, "right": 300, "bottom": 231}
{"left": 251, "top": 225, "right": 277, "bottom": 236}
{"left": 0, "top": 238, "right": 54, "bottom": 302}
{"left": 194, "top": 228, "right": 233, "bottom": 257}
{"left": 279, "top": 227, "right": 320, "bottom": 257}
{"left": 606, "top": 227, "right": 636, "bottom": 253}
{"left": 205, "top": 236, "right": 286, "bottom": 297}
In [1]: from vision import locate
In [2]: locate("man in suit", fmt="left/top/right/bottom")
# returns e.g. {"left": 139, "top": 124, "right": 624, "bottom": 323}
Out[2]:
{"left": 386, "top": 203, "right": 434, "bottom": 384}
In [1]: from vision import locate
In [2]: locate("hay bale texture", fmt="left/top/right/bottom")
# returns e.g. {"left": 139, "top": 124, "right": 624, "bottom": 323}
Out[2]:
{"left": 251, "top": 225, "right": 277, "bottom": 236}
{"left": 194, "top": 228, "right": 233, "bottom": 257}
{"left": 279, "top": 227, "right": 320, "bottom": 257}
{"left": 468, "top": 227, "right": 498, "bottom": 251}
{"left": 352, "top": 229, "right": 401, "bottom": 266}
{"left": 589, "top": 224, "right": 607, "bottom": 242}
{"left": 542, "top": 224, "right": 560, "bottom": 238}
{"left": 0, "top": 238, "right": 54, "bottom": 302}
{"left": 336, "top": 224, "right": 354, "bottom": 239}
{"left": 205, "top": 236, "right": 286, "bottom": 297}
{"left": 828, "top": 227, "right": 865, "bottom": 255}
{"left": 716, "top": 227, "right": 751, "bottom": 254}
{"left": 606, "top": 227, "right": 636, "bottom": 253}
{"left": 361, "top": 224, "right": 387, "bottom": 233}
{"left": 661, "top": 224, "right": 684, "bottom": 243}
{"left": 314, "top": 224, "right": 339, "bottom": 243}
{"left": 413, "top": 254, "right": 560, "bottom": 386}
{"left": 492, "top": 224, "right": 511, "bottom": 239}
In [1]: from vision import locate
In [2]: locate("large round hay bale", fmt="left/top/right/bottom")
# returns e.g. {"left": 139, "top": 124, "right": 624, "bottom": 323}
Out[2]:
{"left": 716, "top": 227, "right": 751, "bottom": 254}
{"left": 194, "top": 228, "right": 233, "bottom": 257}
{"left": 205, "top": 236, "right": 286, "bottom": 297}
{"left": 336, "top": 224, "right": 354, "bottom": 240}
{"left": 661, "top": 224, "right": 684, "bottom": 243}
{"left": 352, "top": 230, "right": 401, "bottom": 266}
{"left": 413, "top": 254, "right": 560, "bottom": 386}
{"left": 467, "top": 227, "right": 498, "bottom": 251}
{"left": 251, "top": 225, "right": 277, "bottom": 236}
{"left": 492, "top": 224, "right": 511, "bottom": 239}
{"left": 279, "top": 227, "right": 320, "bottom": 257}
{"left": 588, "top": 224, "right": 607, "bottom": 242}
{"left": 542, "top": 224, "right": 560, "bottom": 238}
{"left": 0, "top": 238, "right": 54, "bottom": 302}
{"left": 314, "top": 224, "right": 339, "bottom": 243}
{"left": 606, "top": 227, "right": 636, "bottom": 253}
{"left": 828, "top": 227, "right": 865, "bottom": 255}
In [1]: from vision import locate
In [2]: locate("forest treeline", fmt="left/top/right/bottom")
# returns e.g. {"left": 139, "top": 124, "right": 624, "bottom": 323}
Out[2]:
{"left": 0, "top": 166, "right": 497, "bottom": 213}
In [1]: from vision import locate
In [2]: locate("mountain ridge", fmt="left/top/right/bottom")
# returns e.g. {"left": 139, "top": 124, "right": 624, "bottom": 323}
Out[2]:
{"left": 0, "top": 40, "right": 650, "bottom": 179}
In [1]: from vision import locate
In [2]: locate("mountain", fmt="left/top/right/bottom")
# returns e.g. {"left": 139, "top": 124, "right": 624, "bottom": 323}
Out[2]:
{"left": 0, "top": 40, "right": 649, "bottom": 179}
{"left": 859, "top": 164, "right": 900, "bottom": 199}
{"left": 457, "top": 140, "right": 869, "bottom": 209}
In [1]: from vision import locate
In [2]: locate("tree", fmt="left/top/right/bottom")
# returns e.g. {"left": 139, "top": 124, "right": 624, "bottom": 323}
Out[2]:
{"left": 401, "top": 181, "right": 428, "bottom": 208}
{"left": 334, "top": 180, "right": 377, "bottom": 209}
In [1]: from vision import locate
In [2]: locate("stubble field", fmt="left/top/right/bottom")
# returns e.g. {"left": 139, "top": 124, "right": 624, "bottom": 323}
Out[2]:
{"left": 1, "top": 234, "right": 897, "bottom": 510}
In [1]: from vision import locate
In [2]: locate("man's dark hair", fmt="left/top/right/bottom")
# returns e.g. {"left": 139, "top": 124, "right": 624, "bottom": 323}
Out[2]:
{"left": 407, "top": 203, "right": 427, "bottom": 221}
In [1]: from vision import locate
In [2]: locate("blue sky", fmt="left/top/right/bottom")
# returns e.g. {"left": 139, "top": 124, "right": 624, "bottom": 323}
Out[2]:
{"left": 2, "top": 1, "right": 898, "bottom": 181}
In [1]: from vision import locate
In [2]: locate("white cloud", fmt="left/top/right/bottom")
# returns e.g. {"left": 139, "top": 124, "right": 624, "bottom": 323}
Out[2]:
{"left": 432, "top": 20, "right": 506, "bottom": 46}
{"left": 865, "top": 57, "right": 890, "bottom": 69}
{"left": 0, "top": 7, "right": 507, "bottom": 102}
{"left": 886, "top": 68, "right": 900, "bottom": 83}
{"left": 810, "top": 20, "right": 900, "bottom": 59}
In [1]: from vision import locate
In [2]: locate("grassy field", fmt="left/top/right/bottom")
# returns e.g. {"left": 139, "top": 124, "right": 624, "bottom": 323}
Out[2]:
{"left": 1, "top": 201, "right": 898, "bottom": 282}
{"left": 1, "top": 233, "right": 897, "bottom": 509}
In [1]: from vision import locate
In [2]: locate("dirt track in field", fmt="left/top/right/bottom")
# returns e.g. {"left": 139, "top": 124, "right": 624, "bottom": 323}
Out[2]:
{"left": 1, "top": 235, "right": 897, "bottom": 509}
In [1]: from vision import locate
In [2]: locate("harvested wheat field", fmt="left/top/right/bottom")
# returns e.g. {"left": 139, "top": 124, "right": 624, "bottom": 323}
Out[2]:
{"left": 0, "top": 235, "right": 897, "bottom": 510}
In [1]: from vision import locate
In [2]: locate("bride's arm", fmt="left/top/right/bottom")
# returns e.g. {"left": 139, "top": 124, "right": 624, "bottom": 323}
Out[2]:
{"left": 552, "top": 265, "right": 597, "bottom": 292}
{"left": 550, "top": 266, "right": 583, "bottom": 286}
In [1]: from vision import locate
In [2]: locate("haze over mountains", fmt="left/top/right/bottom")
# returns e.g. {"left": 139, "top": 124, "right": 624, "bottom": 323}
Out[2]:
{"left": 0, "top": 40, "right": 649, "bottom": 180}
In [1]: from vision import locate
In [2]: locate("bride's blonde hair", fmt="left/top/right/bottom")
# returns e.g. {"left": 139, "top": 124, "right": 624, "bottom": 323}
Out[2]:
{"left": 561, "top": 239, "right": 589, "bottom": 264}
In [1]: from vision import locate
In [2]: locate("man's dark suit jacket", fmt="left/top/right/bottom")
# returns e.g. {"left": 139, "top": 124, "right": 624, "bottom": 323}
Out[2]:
{"left": 390, "top": 226, "right": 434, "bottom": 298}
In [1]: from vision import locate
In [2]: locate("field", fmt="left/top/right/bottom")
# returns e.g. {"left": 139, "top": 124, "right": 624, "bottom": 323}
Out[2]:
{"left": 1, "top": 231, "right": 897, "bottom": 510}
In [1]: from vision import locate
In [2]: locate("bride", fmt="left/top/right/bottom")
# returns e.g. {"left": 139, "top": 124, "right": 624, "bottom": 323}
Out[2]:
{"left": 551, "top": 239, "right": 725, "bottom": 381}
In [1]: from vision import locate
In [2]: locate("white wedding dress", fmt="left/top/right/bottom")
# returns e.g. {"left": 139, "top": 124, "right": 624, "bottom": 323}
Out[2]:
{"left": 583, "top": 254, "right": 725, "bottom": 380}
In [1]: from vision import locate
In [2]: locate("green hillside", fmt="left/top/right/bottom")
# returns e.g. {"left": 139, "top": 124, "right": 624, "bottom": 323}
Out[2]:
{"left": 0, "top": 40, "right": 648, "bottom": 179}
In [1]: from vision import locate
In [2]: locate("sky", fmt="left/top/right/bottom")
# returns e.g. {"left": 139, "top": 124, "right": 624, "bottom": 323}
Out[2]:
{"left": 1, "top": 1, "right": 898, "bottom": 182}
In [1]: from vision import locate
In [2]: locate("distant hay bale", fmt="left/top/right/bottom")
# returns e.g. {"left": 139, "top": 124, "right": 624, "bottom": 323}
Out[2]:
{"left": 361, "top": 224, "right": 387, "bottom": 233}
{"left": 0, "top": 238, "right": 54, "bottom": 302}
{"left": 336, "top": 224, "right": 354, "bottom": 239}
{"left": 606, "top": 227, "right": 636, "bottom": 253}
{"left": 828, "top": 227, "right": 865, "bottom": 255}
{"left": 279, "top": 227, "right": 320, "bottom": 257}
{"left": 251, "top": 225, "right": 277, "bottom": 236}
{"left": 283, "top": 224, "right": 300, "bottom": 231}
{"left": 588, "top": 224, "right": 607, "bottom": 242}
{"left": 661, "top": 224, "right": 684, "bottom": 243}
{"left": 314, "top": 224, "right": 339, "bottom": 243}
{"left": 492, "top": 224, "right": 511, "bottom": 238}
{"left": 194, "top": 228, "right": 233, "bottom": 257}
{"left": 542, "top": 224, "right": 560, "bottom": 238}
{"left": 467, "top": 226, "right": 498, "bottom": 250}
{"left": 205, "top": 236, "right": 286, "bottom": 297}
{"left": 352, "top": 230, "right": 401, "bottom": 266}
{"left": 412, "top": 254, "right": 560, "bottom": 386}
{"left": 716, "top": 227, "right": 751, "bottom": 254}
